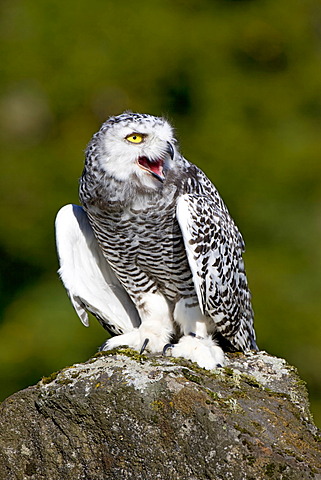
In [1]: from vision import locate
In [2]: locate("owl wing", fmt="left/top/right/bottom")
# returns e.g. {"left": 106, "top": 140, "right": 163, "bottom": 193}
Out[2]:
{"left": 176, "top": 193, "right": 257, "bottom": 351}
{"left": 55, "top": 204, "right": 141, "bottom": 335}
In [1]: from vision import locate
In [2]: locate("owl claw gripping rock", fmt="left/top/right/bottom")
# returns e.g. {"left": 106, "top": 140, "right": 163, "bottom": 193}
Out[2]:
{"left": 55, "top": 112, "right": 258, "bottom": 369}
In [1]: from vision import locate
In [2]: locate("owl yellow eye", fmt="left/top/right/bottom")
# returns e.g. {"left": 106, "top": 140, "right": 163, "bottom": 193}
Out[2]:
{"left": 126, "top": 133, "right": 144, "bottom": 144}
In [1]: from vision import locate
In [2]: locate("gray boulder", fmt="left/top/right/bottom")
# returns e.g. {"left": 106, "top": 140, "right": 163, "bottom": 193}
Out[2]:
{"left": 0, "top": 349, "right": 320, "bottom": 479}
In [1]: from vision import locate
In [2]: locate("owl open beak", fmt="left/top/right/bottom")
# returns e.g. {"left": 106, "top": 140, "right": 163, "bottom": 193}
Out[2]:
{"left": 137, "top": 157, "right": 165, "bottom": 183}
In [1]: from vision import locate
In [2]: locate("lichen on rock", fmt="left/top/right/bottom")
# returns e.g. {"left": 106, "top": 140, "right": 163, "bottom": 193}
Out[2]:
{"left": 0, "top": 350, "right": 320, "bottom": 480}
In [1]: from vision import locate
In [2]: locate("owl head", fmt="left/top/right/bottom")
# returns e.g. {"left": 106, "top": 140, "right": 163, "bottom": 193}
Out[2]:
{"left": 86, "top": 112, "right": 177, "bottom": 189}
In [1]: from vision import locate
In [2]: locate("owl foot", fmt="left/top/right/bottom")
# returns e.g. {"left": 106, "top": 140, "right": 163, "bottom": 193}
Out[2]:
{"left": 100, "top": 324, "right": 171, "bottom": 354}
{"left": 164, "top": 334, "right": 225, "bottom": 370}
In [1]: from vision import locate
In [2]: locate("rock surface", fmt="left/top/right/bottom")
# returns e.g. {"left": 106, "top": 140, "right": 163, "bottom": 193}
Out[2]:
{"left": 0, "top": 349, "right": 320, "bottom": 480}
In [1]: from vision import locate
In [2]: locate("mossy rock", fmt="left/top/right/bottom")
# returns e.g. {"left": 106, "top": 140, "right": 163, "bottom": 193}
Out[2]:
{"left": 0, "top": 350, "right": 320, "bottom": 480}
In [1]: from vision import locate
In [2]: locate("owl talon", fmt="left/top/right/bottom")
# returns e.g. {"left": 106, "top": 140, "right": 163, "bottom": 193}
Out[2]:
{"left": 163, "top": 343, "right": 174, "bottom": 356}
{"left": 140, "top": 338, "right": 149, "bottom": 354}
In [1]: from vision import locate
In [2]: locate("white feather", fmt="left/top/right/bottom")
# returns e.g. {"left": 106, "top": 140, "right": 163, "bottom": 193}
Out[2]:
{"left": 176, "top": 195, "right": 206, "bottom": 313}
{"left": 55, "top": 204, "right": 140, "bottom": 333}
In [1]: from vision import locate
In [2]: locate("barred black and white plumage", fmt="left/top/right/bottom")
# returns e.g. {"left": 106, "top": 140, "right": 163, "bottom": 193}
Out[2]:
{"left": 55, "top": 112, "right": 257, "bottom": 369}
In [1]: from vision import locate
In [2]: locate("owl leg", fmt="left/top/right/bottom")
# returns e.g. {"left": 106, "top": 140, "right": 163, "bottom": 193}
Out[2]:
{"left": 166, "top": 298, "right": 225, "bottom": 369}
{"left": 101, "top": 291, "right": 174, "bottom": 353}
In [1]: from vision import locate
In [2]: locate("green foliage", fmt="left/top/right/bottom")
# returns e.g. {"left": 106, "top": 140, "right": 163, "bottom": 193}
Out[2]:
{"left": 0, "top": 0, "right": 320, "bottom": 426}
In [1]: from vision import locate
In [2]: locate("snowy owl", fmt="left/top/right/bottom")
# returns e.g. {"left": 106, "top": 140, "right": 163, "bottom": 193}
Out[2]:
{"left": 55, "top": 112, "right": 257, "bottom": 369}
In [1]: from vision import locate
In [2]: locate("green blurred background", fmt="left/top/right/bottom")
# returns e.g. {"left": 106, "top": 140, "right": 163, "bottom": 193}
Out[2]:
{"left": 0, "top": 0, "right": 320, "bottom": 426}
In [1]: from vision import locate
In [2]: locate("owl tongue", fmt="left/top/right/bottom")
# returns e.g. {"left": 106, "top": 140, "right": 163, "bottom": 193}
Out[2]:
{"left": 138, "top": 156, "right": 165, "bottom": 182}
